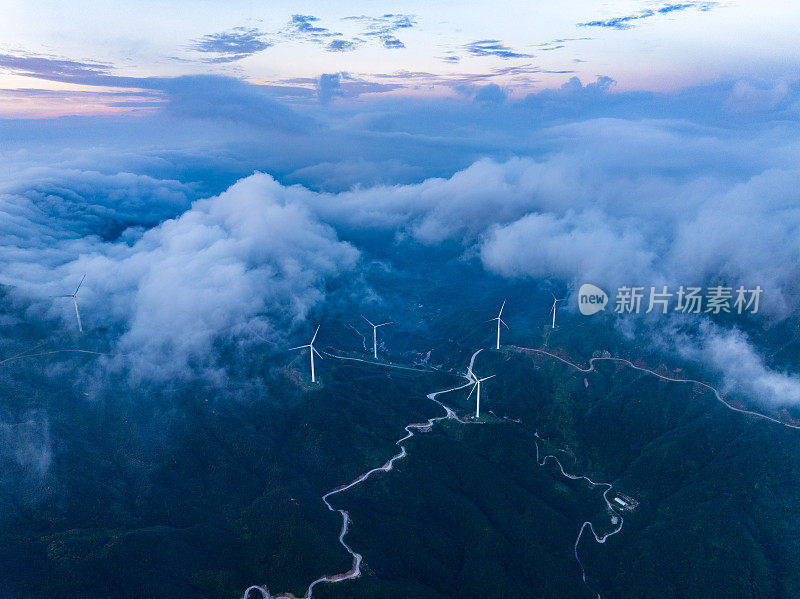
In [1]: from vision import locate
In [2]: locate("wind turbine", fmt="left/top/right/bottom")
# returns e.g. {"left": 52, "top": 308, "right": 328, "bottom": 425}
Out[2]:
{"left": 362, "top": 316, "right": 392, "bottom": 360}
{"left": 289, "top": 324, "right": 322, "bottom": 383}
{"left": 489, "top": 299, "right": 508, "bottom": 350}
{"left": 56, "top": 274, "right": 86, "bottom": 333}
{"left": 467, "top": 367, "right": 495, "bottom": 418}
{"left": 549, "top": 294, "right": 565, "bottom": 329}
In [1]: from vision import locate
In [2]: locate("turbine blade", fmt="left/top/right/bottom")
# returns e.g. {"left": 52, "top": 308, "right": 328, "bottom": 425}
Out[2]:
{"left": 74, "top": 274, "right": 86, "bottom": 296}
{"left": 467, "top": 383, "right": 477, "bottom": 401}
{"left": 311, "top": 324, "right": 320, "bottom": 344}
{"left": 499, "top": 318, "right": 509, "bottom": 329}
{"left": 498, "top": 299, "right": 506, "bottom": 317}
{"left": 312, "top": 347, "right": 323, "bottom": 359}
{"left": 377, "top": 321, "right": 393, "bottom": 327}
{"left": 288, "top": 344, "right": 311, "bottom": 351}
{"left": 362, "top": 315, "right": 376, "bottom": 328}
{"left": 479, "top": 374, "right": 496, "bottom": 382}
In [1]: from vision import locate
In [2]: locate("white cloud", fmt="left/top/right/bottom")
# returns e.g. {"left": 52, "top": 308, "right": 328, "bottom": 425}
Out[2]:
{"left": 480, "top": 210, "right": 657, "bottom": 289}
{"left": 665, "top": 321, "right": 800, "bottom": 407}
{"left": 0, "top": 173, "right": 358, "bottom": 378}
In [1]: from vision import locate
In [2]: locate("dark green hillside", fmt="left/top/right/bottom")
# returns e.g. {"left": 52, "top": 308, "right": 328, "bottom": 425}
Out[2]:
{"left": 3, "top": 274, "right": 800, "bottom": 599}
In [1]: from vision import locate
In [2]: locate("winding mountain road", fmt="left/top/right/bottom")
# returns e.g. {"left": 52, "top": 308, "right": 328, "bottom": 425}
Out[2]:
{"left": 245, "top": 344, "right": 800, "bottom": 599}
{"left": 512, "top": 345, "right": 800, "bottom": 597}
{"left": 530, "top": 430, "right": 622, "bottom": 599}
{"left": 242, "top": 352, "right": 477, "bottom": 599}
{"left": 517, "top": 347, "right": 800, "bottom": 430}
{"left": 3, "top": 335, "right": 795, "bottom": 598}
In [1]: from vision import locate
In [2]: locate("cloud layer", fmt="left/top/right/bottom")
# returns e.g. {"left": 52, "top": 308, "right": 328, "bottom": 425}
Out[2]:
{"left": 190, "top": 27, "right": 273, "bottom": 62}
{"left": 1, "top": 172, "right": 358, "bottom": 378}
{"left": 579, "top": 2, "right": 718, "bottom": 30}
{"left": 2, "top": 73, "right": 800, "bottom": 405}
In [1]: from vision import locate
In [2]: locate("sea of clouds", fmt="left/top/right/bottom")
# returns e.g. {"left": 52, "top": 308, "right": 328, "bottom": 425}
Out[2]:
{"left": 2, "top": 74, "right": 800, "bottom": 403}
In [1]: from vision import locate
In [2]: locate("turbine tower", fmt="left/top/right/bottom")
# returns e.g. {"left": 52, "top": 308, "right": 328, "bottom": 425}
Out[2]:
{"left": 289, "top": 324, "right": 322, "bottom": 383}
{"left": 467, "top": 367, "right": 495, "bottom": 418}
{"left": 57, "top": 274, "right": 86, "bottom": 333}
{"left": 550, "top": 294, "right": 565, "bottom": 329}
{"left": 362, "top": 316, "right": 392, "bottom": 360}
{"left": 489, "top": 299, "right": 508, "bottom": 350}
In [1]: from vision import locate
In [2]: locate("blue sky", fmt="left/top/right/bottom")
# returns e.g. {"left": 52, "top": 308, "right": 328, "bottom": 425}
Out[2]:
{"left": 1, "top": 1, "right": 799, "bottom": 116}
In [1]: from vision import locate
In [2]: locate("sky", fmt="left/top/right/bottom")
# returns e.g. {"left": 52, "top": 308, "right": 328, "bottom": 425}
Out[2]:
{"left": 2, "top": 1, "right": 800, "bottom": 117}
{"left": 2, "top": 1, "right": 800, "bottom": 406}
